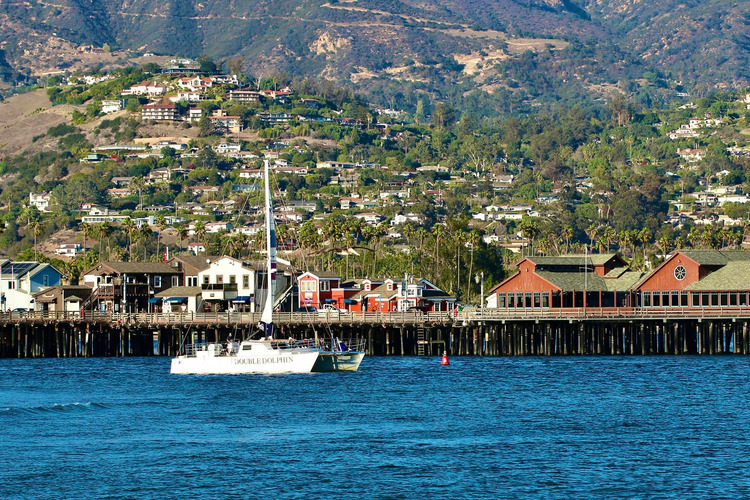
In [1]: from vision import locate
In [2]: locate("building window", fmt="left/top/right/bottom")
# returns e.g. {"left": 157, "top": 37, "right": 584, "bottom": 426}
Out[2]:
{"left": 711, "top": 293, "right": 719, "bottom": 307}
{"left": 541, "top": 293, "right": 549, "bottom": 308}
{"left": 172, "top": 276, "right": 179, "bottom": 287}
{"left": 524, "top": 293, "right": 532, "bottom": 308}
{"left": 730, "top": 293, "right": 738, "bottom": 307}
{"left": 203, "top": 276, "right": 209, "bottom": 285}
{"left": 243, "top": 275, "right": 249, "bottom": 289}
{"left": 702, "top": 292, "right": 709, "bottom": 306}
{"left": 508, "top": 293, "right": 515, "bottom": 308}
{"left": 653, "top": 292, "right": 660, "bottom": 307}
{"left": 533, "top": 293, "right": 540, "bottom": 308}
{"left": 692, "top": 293, "right": 700, "bottom": 307}
{"left": 674, "top": 265, "right": 686, "bottom": 281}
{"left": 643, "top": 292, "right": 651, "bottom": 307}
{"left": 43, "top": 275, "right": 49, "bottom": 286}
{"left": 320, "top": 281, "right": 330, "bottom": 292}
{"left": 720, "top": 293, "right": 728, "bottom": 307}
{"left": 740, "top": 293, "right": 747, "bottom": 307}
{"left": 498, "top": 293, "right": 506, "bottom": 308}
{"left": 681, "top": 292, "right": 688, "bottom": 307}
{"left": 229, "top": 275, "right": 236, "bottom": 284}
{"left": 662, "top": 291, "right": 670, "bottom": 307}
{"left": 154, "top": 276, "right": 162, "bottom": 288}
{"left": 217, "top": 275, "right": 223, "bottom": 284}
{"left": 671, "top": 291, "right": 679, "bottom": 307}
{"left": 301, "top": 280, "right": 315, "bottom": 292}
{"left": 8, "top": 281, "right": 15, "bottom": 290}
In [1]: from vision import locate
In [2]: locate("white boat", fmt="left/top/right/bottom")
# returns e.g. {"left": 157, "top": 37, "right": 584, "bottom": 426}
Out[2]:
{"left": 171, "top": 161, "right": 320, "bottom": 374}
{"left": 312, "top": 338, "right": 366, "bottom": 372}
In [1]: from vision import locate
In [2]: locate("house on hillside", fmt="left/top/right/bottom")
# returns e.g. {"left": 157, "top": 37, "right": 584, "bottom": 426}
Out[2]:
{"left": 141, "top": 103, "right": 178, "bottom": 121}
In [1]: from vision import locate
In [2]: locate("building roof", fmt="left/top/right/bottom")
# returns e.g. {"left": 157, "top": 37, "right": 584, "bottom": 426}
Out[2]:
{"left": 86, "top": 262, "right": 177, "bottom": 275}
{"left": 156, "top": 286, "right": 203, "bottom": 297}
{"left": 679, "top": 250, "right": 750, "bottom": 266}
{"left": 685, "top": 261, "right": 750, "bottom": 291}
{"left": 534, "top": 269, "right": 645, "bottom": 292}
{"left": 527, "top": 254, "right": 621, "bottom": 267}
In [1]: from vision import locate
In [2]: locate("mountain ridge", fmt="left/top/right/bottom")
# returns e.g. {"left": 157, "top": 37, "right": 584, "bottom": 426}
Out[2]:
{"left": 0, "top": 0, "right": 748, "bottom": 110}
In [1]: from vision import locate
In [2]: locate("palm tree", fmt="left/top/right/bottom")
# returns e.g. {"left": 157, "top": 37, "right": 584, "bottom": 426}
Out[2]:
{"left": 637, "top": 228, "right": 652, "bottom": 266}
{"left": 433, "top": 223, "right": 445, "bottom": 282}
{"left": 140, "top": 224, "right": 153, "bottom": 261}
{"left": 122, "top": 218, "right": 136, "bottom": 262}
{"left": 586, "top": 224, "right": 601, "bottom": 249}
{"left": 155, "top": 215, "right": 168, "bottom": 261}
{"left": 98, "top": 221, "right": 112, "bottom": 260}
{"left": 561, "top": 225, "right": 573, "bottom": 254}
{"left": 175, "top": 223, "right": 188, "bottom": 252}
{"left": 518, "top": 218, "right": 540, "bottom": 256}
{"left": 31, "top": 219, "right": 44, "bottom": 260}
{"left": 193, "top": 220, "right": 206, "bottom": 245}
{"left": 80, "top": 222, "right": 91, "bottom": 252}
{"left": 130, "top": 176, "right": 146, "bottom": 210}
{"left": 465, "top": 229, "right": 480, "bottom": 302}
{"left": 658, "top": 234, "right": 672, "bottom": 257}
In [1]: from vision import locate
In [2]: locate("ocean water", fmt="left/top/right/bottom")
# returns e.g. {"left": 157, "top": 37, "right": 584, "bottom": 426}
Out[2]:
{"left": 1, "top": 356, "right": 750, "bottom": 499}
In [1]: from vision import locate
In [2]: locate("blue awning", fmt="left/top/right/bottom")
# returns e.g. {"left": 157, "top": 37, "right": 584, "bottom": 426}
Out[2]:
{"left": 232, "top": 296, "right": 251, "bottom": 303}
{"left": 165, "top": 297, "right": 187, "bottom": 303}
{"left": 344, "top": 299, "right": 356, "bottom": 304}
{"left": 148, "top": 297, "right": 163, "bottom": 304}
{"left": 325, "top": 298, "right": 336, "bottom": 303}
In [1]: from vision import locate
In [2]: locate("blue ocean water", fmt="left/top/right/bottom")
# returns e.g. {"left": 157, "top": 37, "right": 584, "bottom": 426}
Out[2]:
{"left": 1, "top": 356, "right": 750, "bottom": 499}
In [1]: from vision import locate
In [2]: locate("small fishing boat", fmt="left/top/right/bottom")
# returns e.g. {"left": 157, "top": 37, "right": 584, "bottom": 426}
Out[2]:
{"left": 312, "top": 337, "right": 366, "bottom": 372}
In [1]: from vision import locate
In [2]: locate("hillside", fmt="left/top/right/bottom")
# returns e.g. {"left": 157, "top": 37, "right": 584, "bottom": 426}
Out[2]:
{"left": 0, "top": 1, "right": 748, "bottom": 112}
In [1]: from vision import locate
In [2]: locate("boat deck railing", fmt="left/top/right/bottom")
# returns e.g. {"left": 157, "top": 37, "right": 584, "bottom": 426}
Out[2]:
{"left": 316, "top": 337, "right": 367, "bottom": 353}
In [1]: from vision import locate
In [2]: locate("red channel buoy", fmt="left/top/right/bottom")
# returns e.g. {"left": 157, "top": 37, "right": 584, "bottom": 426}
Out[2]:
{"left": 441, "top": 351, "right": 450, "bottom": 366}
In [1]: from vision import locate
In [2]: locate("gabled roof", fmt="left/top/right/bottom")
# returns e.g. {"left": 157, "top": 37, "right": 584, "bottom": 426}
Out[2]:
{"left": 168, "top": 255, "right": 222, "bottom": 274}
{"left": 156, "top": 286, "right": 202, "bottom": 297}
{"left": 85, "top": 262, "right": 177, "bottom": 275}
{"left": 526, "top": 253, "right": 623, "bottom": 267}
{"left": 299, "top": 271, "right": 340, "bottom": 279}
{"left": 685, "top": 261, "right": 750, "bottom": 291}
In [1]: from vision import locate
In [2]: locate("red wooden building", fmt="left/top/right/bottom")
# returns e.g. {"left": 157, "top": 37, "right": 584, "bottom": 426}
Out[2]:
{"left": 487, "top": 254, "right": 644, "bottom": 310}
{"left": 634, "top": 250, "right": 750, "bottom": 309}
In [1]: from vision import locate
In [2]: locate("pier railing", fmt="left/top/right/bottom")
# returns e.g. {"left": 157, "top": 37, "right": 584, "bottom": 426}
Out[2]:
{"left": 4, "top": 307, "right": 750, "bottom": 325}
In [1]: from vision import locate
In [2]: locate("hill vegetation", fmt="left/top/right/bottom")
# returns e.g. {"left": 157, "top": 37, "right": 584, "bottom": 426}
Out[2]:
{"left": 1, "top": 61, "right": 750, "bottom": 304}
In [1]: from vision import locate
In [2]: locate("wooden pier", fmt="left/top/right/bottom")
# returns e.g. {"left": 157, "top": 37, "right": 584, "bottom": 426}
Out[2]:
{"left": 1, "top": 309, "right": 750, "bottom": 358}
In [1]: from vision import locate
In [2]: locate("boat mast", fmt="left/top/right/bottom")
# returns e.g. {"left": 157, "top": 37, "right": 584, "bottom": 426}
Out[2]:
{"left": 260, "top": 160, "right": 277, "bottom": 339}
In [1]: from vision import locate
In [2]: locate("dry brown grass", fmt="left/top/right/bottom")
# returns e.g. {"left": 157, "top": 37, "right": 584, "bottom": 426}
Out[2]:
{"left": 0, "top": 90, "right": 84, "bottom": 157}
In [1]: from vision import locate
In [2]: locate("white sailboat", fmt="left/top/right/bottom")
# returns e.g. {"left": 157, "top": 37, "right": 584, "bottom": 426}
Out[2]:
{"left": 170, "top": 161, "right": 319, "bottom": 375}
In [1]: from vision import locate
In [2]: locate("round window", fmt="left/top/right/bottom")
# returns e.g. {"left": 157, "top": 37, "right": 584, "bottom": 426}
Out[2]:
{"left": 674, "top": 265, "right": 686, "bottom": 281}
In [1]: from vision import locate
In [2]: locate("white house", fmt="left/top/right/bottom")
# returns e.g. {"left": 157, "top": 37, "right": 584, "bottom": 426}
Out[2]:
{"left": 215, "top": 143, "right": 241, "bottom": 154}
{"left": 29, "top": 192, "right": 52, "bottom": 212}
{"left": 0, "top": 260, "right": 63, "bottom": 311}
{"left": 101, "top": 99, "right": 125, "bottom": 114}
{"left": 197, "top": 257, "right": 259, "bottom": 312}
{"left": 54, "top": 243, "right": 83, "bottom": 257}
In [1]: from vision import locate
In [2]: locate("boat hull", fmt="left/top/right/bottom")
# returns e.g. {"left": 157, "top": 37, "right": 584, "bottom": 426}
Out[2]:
{"left": 171, "top": 347, "right": 319, "bottom": 375}
{"left": 311, "top": 351, "right": 365, "bottom": 372}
